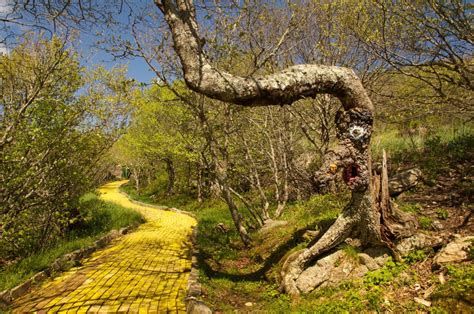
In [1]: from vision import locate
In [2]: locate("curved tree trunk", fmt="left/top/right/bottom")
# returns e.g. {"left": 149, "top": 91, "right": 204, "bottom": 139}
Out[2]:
{"left": 154, "top": 0, "right": 414, "bottom": 296}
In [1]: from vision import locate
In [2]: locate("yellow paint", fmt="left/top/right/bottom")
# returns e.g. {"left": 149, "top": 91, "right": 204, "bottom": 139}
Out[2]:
{"left": 11, "top": 180, "right": 196, "bottom": 313}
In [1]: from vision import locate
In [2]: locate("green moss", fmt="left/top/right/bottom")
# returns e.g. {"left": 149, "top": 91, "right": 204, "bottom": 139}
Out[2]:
{"left": 431, "top": 264, "right": 474, "bottom": 311}
{"left": 436, "top": 209, "right": 449, "bottom": 220}
{"left": 342, "top": 244, "right": 360, "bottom": 262}
{"left": 400, "top": 202, "right": 423, "bottom": 214}
{"left": 419, "top": 216, "right": 433, "bottom": 230}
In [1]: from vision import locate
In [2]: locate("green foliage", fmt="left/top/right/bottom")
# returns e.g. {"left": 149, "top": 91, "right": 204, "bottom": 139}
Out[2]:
{"left": 0, "top": 194, "right": 143, "bottom": 291}
{"left": 0, "top": 36, "right": 133, "bottom": 261}
{"left": 400, "top": 203, "right": 422, "bottom": 214}
{"left": 342, "top": 244, "right": 360, "bottom": 262}
{"left": 468, "top": 239, "right": 474, "bottom": 260}
{"left": 436, "top": 209, "right": 449, "bottom": 220}
{"left": 280, "top": 193, "right": 348, "bottom": 230}
{"left": 364, "top": 260, "right": 406, "bottom": 286}
{"left": 431, "top": 264, "right": 474, "bottom": 311}
{"left": 404, "top": 250, "right": 427, "bottom": 264}
{"left": 419, "top": 216, "right": 433, "bottom": 230}
{"left": 373, "top": 129, "right": 473, "bottom": 180}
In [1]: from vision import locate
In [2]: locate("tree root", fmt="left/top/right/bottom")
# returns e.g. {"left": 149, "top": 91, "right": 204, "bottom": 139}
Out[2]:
{"left": 280, "top": 208, "right": 357, "bottom": 296}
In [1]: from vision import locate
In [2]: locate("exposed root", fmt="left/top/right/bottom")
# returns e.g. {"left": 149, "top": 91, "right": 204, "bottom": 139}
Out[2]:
{"left": 280, "top": 209, "right": 356, "bottom": 296}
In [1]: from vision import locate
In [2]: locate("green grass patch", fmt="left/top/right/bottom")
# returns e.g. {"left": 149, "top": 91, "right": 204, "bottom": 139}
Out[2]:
{"left": 0, "top": 193, "right": 144, "bottom": 291}
{"left": 399, "top": 202, "right": 422, "bottom": 214}
{"left": 431, "top": 264, "right": 474, "bottom": 312}
{"left": 419, "top": 216, "right": 433, "bottom": 230}
{"left": 436, "top": 209, "right": 449, "bottom": 220}
{"left": 372, "top": 128, "right": 473, "bottom": 180}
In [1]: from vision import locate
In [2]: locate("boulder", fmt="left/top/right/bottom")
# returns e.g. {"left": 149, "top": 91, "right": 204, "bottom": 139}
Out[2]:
{"left": 358, "top": 253, "right": 380, "bottom": 271}
{"left": 295, "top": 246, "right": 391, "bottom": 294}
{"left": 389, "top": 168, "right": 422, "bottom": 196}
{"left": 260, "top": 220, "right": 288, "bottom": 233}
{"left": 296, "top": 251, "right": 344, "bottom": 293}
{"left": 396, "top": 233, "right": 443, "bottom": 256}
{"left": 186, "top": 298, "right": 212, "bottom": 314}
{"left": 433, "top": 236, "right": 473, "bottom": 266}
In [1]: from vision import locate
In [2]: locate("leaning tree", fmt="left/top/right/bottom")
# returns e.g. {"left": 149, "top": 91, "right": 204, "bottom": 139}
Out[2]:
{"left": 154, "top": 0, "right": 417, "bottom": 296}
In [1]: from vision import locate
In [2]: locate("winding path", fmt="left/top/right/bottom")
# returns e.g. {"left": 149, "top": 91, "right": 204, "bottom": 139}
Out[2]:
{"left": 11, "top": 180, "right": 196, "bottom": 313}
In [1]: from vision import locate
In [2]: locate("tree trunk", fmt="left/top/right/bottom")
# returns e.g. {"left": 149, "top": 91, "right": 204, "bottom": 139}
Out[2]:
{"left": 154, "top": 0, "right": 416, "bottom": 296}
{"left": 164, "top": 157, "right": 175, "bottom": 195}
{"left": 280, "top": 108, "right": 381, "bottom": 296}
{"left": 196, "top": 163, "right": 203, "bottom": 202}
{"left": 220, "top": 182, "right": 252, "bottom": 246}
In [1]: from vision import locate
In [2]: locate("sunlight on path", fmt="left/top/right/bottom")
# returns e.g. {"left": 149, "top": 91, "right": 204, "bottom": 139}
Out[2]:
{"left": 11, "top": 180, "right": 196, "bottom": 313}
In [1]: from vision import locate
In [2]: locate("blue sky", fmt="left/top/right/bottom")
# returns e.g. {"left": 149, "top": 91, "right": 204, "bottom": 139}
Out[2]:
{"left": 0, "top": 0, "right": 158, "bottom": 84}
{"left": 75, "top": 1, "right": 158, "bottom": 84}
{"left": 78, "top": 35, "right": 157, "bottom": 84}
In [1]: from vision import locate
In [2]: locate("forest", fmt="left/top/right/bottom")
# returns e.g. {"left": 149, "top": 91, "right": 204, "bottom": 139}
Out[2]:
{"left": 0, "top": 0, "right": 472, "bottom": 313}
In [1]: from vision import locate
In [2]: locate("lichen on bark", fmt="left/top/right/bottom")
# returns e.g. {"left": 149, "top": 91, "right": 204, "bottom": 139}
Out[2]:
{"left": 154, "top": 0, "right": 417, "bottom": 296}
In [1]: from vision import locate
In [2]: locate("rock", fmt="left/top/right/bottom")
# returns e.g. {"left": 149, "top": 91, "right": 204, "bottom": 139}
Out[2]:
{"left": 188, "top": 283, "right": 201, "bottom": 297}
{"left": 0, "top": 290, "right": 11, "bottom": 304}
{"left": 31, "top": 271, "right": 48, "bottom": 283}
{"left": 215, "top": 223, "right": 230, "bottom": 233}
{"left": 187, "top": 298, "right": 212, "bottom": 314}
{"left": 414, "top": 283, "right": 421, "bottom": 291}
{"left": 433, "top": 236, "right": 474, "bottom": 266}
{"left": 414, "top": 297, "right": 431, "bottom": 307}
{"left": 260, "top": 220, "right": 288, "bottom": 233}
{"left": 432, "top": 220, "right": 443, "bottom": 231}
{"left": 302, "top": 230, "right": 320, "bottom": 241}
{"left": 295, "top": 246, "right": 394, "bottom": 294}
{"left": 10, "top": 280, "right": 32, "bottom": 299}
{"left": 358, "top": 253, "right": 380, "bottom": 271}
{"left": 296, "top": 251, "right": 343, "bottom": 293}
{"left": 438, "top": 273, "right": 446, "bottom": 284}
{"left": 109, "top": 230, "right": 120, "bottom": 239}
{"left": 50, "top": 259, "right": 65, "bottom": 272}
{"left": 396, "top": 233, "right": 443, "bottom": 256}
{"left": 245, "top": 302, "right": 253, "bottom": 307}
{"left": 389, "top": 168, "right": 422, "bottom": 196}
{"left": 363, "top": 247, "right": 391, "bottom": 266}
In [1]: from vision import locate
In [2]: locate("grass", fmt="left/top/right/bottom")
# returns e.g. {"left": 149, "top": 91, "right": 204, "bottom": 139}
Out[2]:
{"left": 436, "top": 208, "right": 449, "bottom": 220}
{"left": 0, "top": 192, "right": 144, "bottom": 292}
{"left": 431, "top": 264, "right": 474, "bottom": 312}
{"left": 372, "top": 126, "right": 473, "bottom": 180}
{"left": 419, "top": 216, "right": 433, "bottom": 230}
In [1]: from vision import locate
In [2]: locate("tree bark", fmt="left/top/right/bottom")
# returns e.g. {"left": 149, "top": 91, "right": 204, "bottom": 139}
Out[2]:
{"left": 154, "top": 0, "right": 374, "bottom": 112}
{"left": 154, "top": 0, "right": 400, "bottom": 296}
{"left": 163, "top": 157, "right": 175, "bottom": 195}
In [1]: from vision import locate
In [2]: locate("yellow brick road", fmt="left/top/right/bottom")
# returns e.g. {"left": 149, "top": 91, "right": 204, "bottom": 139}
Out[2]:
{"left": 11, "top": 180, "right": 196, "bottom": 313}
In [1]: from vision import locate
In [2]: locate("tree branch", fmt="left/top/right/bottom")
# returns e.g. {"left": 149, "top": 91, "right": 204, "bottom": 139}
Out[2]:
{"left": 155, "top": 0, "right": 373, "bottom": 111}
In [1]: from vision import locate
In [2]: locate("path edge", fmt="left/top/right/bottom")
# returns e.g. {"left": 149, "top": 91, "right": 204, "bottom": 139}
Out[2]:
{"left": 0, "top": 222, "right": 140, "bottom": 310}
{"left": 118, "top": 191, "right": 213, "bottom": 313}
